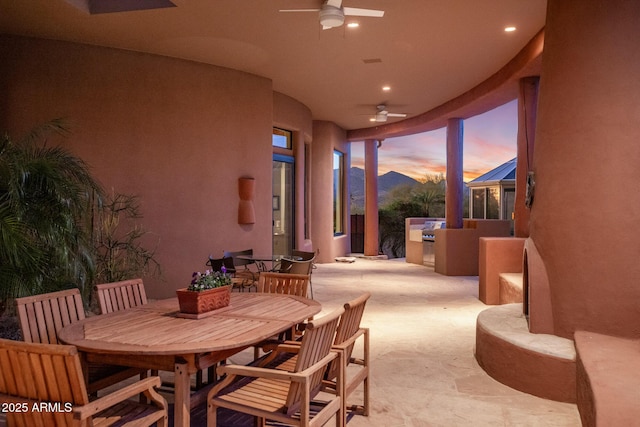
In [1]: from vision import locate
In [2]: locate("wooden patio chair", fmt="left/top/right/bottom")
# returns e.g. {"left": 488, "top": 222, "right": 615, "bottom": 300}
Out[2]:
{"left": 94, "top": 279, "right": 164, "bottom": 384}
{"left": 253, "top": 272, "right": 312, "bottom": 358}
{"left": 257, "top": 272, "right": 310, "bottom": 297}
{"left": 207, "top": 307, "right": 345, "bottom": 427}
{"left": 94, "top": 278, "right": 148, "bottom": 314}
{"left": 264, "top": 292, "right": 371, "bottom": 426}
{"left": 0, "top": 338, "right": 167, "bottom": 427}
{"left": 15, "top": 288, "right": 144, "bottom": 396}
{"left": 279, "top": 258, "right": 315, "bottom": 298}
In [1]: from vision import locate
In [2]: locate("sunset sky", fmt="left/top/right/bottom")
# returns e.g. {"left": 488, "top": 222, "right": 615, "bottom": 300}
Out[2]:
{"left": 350, "top": 99, "right": 518, "bottom": 182}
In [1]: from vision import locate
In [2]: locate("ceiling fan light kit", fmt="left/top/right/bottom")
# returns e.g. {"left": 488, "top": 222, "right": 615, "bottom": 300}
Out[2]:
{"left": 373, "top": 104, "right": 407, "bottom": 122}
{"left": 280, "top": 0, "right": 383, "bottom": 29}
{"left": 320, "top": 5, "right": 344, "bottom": 28}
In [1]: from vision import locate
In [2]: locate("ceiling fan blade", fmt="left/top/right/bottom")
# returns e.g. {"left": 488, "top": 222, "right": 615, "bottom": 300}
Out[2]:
{"left": 279, "top": 8, "right": 320, "bottom": 12}
{"left": 387, "top": 113, "right": 407, "bottom": 117}
{"left": 343, "top": 7, "right": 384, "bottom": 17}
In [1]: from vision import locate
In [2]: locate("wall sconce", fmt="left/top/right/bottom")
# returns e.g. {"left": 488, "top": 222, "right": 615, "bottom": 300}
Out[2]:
{"left": 238, "top": 177, "right": 255, "bottom": 224}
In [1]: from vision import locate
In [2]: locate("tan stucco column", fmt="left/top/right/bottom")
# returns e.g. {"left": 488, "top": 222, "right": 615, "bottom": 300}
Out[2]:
{"left": 515, "top": 76, "right": 538, "bottom": 238}
{"left": 364, "top": 139, "right": 379, "bottom": 256}
{"left": 446, "top": 118, "right": 464, "bottom": 229}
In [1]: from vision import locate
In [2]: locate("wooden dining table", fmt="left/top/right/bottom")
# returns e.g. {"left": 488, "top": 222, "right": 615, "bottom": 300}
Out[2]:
{"left": 58, "top": 292, "right": 321, "bottom": 427}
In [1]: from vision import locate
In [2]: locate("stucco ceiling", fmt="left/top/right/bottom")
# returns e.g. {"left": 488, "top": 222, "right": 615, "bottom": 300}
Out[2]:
{"left": 0, "top": 0, "right": 547, "bottom": 136}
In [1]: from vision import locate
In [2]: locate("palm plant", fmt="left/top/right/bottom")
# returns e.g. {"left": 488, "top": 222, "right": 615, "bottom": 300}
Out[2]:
{"left": 0, "top": 120, "right": 103, "bottom": 313}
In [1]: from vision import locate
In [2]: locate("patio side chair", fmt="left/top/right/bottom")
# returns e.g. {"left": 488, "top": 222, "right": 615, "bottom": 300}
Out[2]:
{"left": 223, "top": 248, "right": 259, "bottom": 291}
{"left": 0, "top": 338, "right": 167, "bottom": 427}
{"left": 292, "top": 249, "right": 317, "bottom": 298}
{"left": 280, "top": 256, "right": 315, "bottom": 298}
{"left": 207, "top": 306, "right": 345, "bottom": 427}
{"left": 264, "top": 292, "right": 371, "bottom": 426}
{"left": 94, "top": 278, "right": 148, "bottom": 314}
{"left": 257, "top": 271, "right": 310, "bottom": 297}
{"left": 207, "top": 256, "right": 248, "bottom": 292}
{"left": 15, "top": 288, "right": 146, "bottom": 396}
{"left": 253, "top": 272, "right": 312, "bottom": 358}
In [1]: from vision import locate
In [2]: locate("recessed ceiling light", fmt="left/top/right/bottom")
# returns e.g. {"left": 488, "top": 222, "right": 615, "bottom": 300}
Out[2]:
{"left": 504, "top": 26, "right": 516, "bottom": 32}
{"left": 382, "top": 86, "right": 391, "bottom": 91}
{"left": 369, "top": 117, "right": 376, "bottom": 122}
{"left": 347, "top": 22, "right": 359, "bottom": 28}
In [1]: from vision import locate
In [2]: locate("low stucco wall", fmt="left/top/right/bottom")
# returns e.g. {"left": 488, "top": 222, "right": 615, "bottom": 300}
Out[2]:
{"left": 478, "top": 237, "right": 526, "bottom": 304}
{"left": 435, "top": 220, "right": 511, "bottom": 276}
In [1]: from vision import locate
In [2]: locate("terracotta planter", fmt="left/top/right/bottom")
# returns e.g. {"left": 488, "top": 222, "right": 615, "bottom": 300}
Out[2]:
{"left": 176, "top": 285, "right": 232, "bottom": 315}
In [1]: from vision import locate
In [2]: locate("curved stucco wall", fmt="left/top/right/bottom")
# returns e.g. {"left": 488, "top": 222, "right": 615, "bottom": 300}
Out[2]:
{"left": 311, "top": 121, "right": 350, "bottom": 263}
{"left": 0, "top": 35, "right": 278, "bottom": 298}
{"left": 529, "top": 0, "right": 640, "bottom": 338}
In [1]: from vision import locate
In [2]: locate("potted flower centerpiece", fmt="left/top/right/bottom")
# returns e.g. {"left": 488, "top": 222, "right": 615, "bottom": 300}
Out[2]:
{"left": 176, "top": 268, "right": 233, "bottom": 315}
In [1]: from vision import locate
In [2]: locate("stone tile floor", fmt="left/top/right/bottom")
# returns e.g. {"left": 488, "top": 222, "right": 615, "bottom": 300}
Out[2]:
{"left": 168, "top": 258, "right": 581, "bottom": 426}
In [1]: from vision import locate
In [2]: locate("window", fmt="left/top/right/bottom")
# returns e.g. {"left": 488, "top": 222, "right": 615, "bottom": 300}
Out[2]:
{"left": 487, "top": 188, "right": 500, "bottom": 219}
{"left": 333, "top": 150, "right": 344, "bottom": 235}
{"left": 471, "top": 187, "right": 502, "bottom": 219}
{"left": 472, "top": 188, "right": 485, "bottom": 219}
{"left": 272, "top": 128, "right": 292, "bottom": 149}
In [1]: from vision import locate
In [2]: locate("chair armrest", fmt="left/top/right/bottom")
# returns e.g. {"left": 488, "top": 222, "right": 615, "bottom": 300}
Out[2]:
{"left": 332, "top": 328, "right": 367, "bottom": 352}
{"left": 261, "top": 341, "right": 303, "bottom": 353}
{"left": 73, "top": 376, "right": 165, "bottom": 421}
{"left": 220, "top": 351, "right": 338, "bottom": 382}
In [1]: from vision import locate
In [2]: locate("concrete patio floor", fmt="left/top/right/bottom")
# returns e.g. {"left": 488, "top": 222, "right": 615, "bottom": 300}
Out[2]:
{"left": 168, "top": 257, "right": 581, "bottom": 426}
{"left": 299, "top": 258, "right": 580, "bottom": 427}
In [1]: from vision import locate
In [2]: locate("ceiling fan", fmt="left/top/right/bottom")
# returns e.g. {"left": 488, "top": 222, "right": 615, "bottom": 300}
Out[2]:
{"left": 373, "top": 104, "right": 407, "bottom": 122}
{"left": 279, "top": 0, "right": 384, "bottom": 29}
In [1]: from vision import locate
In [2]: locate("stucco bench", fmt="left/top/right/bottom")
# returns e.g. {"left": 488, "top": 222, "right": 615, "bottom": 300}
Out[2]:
{"left": 574, "top": 331, "right": 640, "bottom": 427}
{"left": 475, "top": 303, "right": 576, "bottom": 402}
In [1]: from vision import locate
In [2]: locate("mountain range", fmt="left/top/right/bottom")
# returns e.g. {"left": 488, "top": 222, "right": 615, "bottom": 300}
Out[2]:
{"left": 350, "top": 167, "right": 418, "bottom": 212}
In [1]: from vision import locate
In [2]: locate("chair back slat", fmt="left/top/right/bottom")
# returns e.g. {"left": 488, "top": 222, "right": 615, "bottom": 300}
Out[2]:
{"left": 326, "top": 292, "right": 371, "bottom": 380}
{"left": 15, "top": 289, "right": 85, "bottom": 344}
{"left": 94, "top": 278, "right": 147, "bottom": 314}
{"left": 0, "top": 338, "right": 90, "bottom": 426}
{"left": 257, "top": 272, "right": 310, "bottom": 297}
{"left": 285, "top": 307, "right": 343, "bottom": 415}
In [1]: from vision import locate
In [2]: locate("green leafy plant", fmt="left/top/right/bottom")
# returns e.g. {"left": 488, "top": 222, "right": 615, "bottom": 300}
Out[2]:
{"left": 378, "top": 174, "right": 447, "bottom": 258}
{"left": 187, "top": 268, "right": 231, "bottom": 291}
{"left": 0, "top": 120, "right": 103, "bottom": 313}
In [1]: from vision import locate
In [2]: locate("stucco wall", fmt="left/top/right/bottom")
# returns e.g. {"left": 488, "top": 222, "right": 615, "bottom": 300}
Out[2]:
{"left": 0, "top": 35, "right": 275, "bottom": 299}
{"left": 311, "top": 120, "right": 350, "bottom": 263}
{"left": 529, "top": 0, "right": 640, "bottom": 338}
